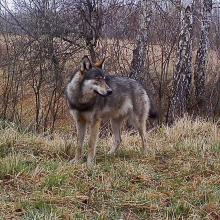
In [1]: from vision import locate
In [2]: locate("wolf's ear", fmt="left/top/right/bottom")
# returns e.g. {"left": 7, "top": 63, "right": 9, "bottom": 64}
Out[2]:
{"left": 95, "top": 58, "right": 105, "bottom": 69}
{"left": 80, "top": 56, "right": 92, "bottom": 73}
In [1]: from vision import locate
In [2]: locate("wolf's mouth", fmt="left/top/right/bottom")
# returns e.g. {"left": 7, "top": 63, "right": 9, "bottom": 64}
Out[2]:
{"left": 94, "top": 90, "right": 112, "bottom": 97}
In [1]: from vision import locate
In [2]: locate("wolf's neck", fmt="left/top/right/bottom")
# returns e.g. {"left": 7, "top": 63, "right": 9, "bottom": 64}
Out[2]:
{"left": 67, "top": 72, "right": 96, "bottom": 111}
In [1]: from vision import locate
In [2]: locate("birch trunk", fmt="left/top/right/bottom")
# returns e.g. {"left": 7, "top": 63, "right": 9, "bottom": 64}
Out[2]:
{"left": 168, "top": 6, "right": 193, "bottom": 124}
{"left": 130, "top": 0, "right": 157, "bottom": 114}
{"left": 130, "top": 0, "right": 151, "bottom": 80}
{"left": 194, "top": 0, "right": 212, "bottom": 110}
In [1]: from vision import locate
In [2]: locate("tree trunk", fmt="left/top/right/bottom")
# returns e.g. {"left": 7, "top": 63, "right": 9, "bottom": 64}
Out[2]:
{"left": 168, "top": 6, "right": 193, "bottom": 124}
{"left": 130, "top": 0, "right": 157, "bottom": 112}
{"left": 194, "top": 0, "right": 212, "bottom": 111}
{"left": 131, "top": 0, "right": 151, "bottom": 80}
{"left": 80, "top": 0, "right": 103, "bottom": 63}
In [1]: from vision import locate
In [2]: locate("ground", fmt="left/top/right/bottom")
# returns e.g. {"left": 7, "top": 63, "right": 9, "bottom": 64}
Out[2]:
{"left": 0, "top": 117, "right": 219, "bottom": 220}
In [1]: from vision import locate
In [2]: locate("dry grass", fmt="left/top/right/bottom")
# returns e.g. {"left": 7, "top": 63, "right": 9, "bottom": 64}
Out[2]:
{"left": 0, "top": 117, "right": 220, "bottom": 220}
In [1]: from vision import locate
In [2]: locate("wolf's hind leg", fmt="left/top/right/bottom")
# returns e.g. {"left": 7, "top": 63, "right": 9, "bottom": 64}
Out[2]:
{"left": 137, "top": 120, "right": 148, "bottom": 155}
{"left": 108, "top": 118, "right": 123, "bottom": 155}
{"left": 87, "top": 120, "right": 100, "bottom": 167}
{"left": 71, "top": 119, "right": 86, "bottom": 164}
{"left": 131, "top": 114, "right": 148, "bottom": 155}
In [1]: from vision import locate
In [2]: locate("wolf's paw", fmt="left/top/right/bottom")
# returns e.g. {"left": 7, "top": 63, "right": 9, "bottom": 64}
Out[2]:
{"left": 69, "top": 157, "right": 83, "bottom": 165}
{"left": 142, "top": 148, "right": 153, "bottom": 156}
{"left": 87, "top": 158, "right": 95, "bottom": 168}
{"left": 107, "top": 146, "right": 118, "bottom": 156}
{"left": 107, "top": 149, "right": 116, "bottom": 156}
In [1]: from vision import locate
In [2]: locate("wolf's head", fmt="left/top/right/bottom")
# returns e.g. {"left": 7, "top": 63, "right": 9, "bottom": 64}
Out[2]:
{"left": 80, "top": 56, "right": 112, "bottom": 97}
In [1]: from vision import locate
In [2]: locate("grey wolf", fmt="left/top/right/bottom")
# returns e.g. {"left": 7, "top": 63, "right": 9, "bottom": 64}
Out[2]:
{"left": 66, "top": 56, "right": 157, "bottom": 166}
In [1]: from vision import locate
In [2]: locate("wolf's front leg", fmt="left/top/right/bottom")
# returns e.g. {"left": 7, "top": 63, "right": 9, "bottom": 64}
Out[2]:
{"left": 71, "top": 119, "right": 86, "bottom": 164}
{"left": 108, "top": 118, "right": 122, "bottom": 155}
{"left": 87, "top": 120, "right": 100, "bottom": 167}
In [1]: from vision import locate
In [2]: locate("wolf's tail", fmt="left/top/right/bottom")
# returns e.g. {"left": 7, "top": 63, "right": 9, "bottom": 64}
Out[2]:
{"left": 149, "top": 102, "right": 159, "bottom": 119}
{"left": 149, "top": 108, "right": 159, "bottom": 119}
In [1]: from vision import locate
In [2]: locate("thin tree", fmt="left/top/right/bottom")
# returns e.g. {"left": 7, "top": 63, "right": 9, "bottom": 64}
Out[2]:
{"left": 168, "top": 5, "right": 193, "bottom": 124}
{"left": 130, "top": 0, "right": 152, "bottom": 81}
{"left": 194, "top": 0, "right": 212, "bottom": 111}
{"left": 77, "top": 0, "right": 103, "bottom": 62}
{"left": 130, "top": 0, "right": 157, "bottom": 116}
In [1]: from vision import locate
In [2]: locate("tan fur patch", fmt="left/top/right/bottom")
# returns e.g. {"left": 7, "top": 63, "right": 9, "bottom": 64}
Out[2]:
{"left": 118, "top": 98, "right": 133, "bottom": 116}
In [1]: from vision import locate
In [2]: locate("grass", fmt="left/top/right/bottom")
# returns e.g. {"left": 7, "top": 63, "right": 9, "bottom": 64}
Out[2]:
{"left": 0, "top": 117, "right": 219, "bottom": 220}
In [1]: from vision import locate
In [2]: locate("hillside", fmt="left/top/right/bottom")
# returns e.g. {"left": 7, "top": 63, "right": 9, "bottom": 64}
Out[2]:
{"left": 0, "top": 118, "right": 220, "bottom": 220}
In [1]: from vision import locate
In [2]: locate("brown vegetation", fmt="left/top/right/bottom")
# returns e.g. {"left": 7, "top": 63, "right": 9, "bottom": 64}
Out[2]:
{"left": 0, "top": 117, "right": 219, "bottom": 219}
{"left": 0, "top": 1, "right": 219, "bottom": 132}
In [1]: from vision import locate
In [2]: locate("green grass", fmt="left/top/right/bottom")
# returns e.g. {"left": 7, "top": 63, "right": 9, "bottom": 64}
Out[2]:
{"left": 22, "top": 200, "right": 59, "bottom": 220}
{"left": 0, "top": 153, "right": 37, "bottom": 179}
{"left": 0, "top": 117, "right": 219, "bottom": 219}
{"left": 43, "top": 173, "right": 69, "bottom": 190}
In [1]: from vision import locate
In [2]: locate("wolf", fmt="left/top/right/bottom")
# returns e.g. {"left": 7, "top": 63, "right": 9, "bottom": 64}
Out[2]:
{"left": 66, "top": 56, "right": 157, "bottom": 166}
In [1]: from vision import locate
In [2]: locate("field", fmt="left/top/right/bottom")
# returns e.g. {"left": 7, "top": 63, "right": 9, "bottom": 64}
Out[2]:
{"left": 0, "top": 117, "right": 220, "bottom": 220}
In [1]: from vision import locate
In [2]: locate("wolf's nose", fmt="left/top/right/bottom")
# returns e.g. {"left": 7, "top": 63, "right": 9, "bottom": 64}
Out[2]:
{"left": 107, "top": 90, "right": 112, "bottom": 95}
